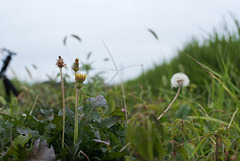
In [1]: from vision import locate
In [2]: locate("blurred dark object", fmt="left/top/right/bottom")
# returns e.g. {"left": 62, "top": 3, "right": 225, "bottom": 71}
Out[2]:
{"left": 0, "top": 48, "right": 19, "bottom": 98}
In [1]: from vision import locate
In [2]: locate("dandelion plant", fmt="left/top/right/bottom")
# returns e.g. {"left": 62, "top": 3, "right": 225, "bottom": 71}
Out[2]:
{"left": 157, "top": 73, "right": 189, "bottom": 120}
{"left": 74, "top": 67, "right": 87, "bottom": 144}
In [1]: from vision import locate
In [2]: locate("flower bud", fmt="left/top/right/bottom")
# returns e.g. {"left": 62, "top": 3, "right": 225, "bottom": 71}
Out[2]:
{"left": 75, "top": 73, "right": 87, "bottom": 88}
{"left": 72, "top": 58, "right": 80, "bottom": 73}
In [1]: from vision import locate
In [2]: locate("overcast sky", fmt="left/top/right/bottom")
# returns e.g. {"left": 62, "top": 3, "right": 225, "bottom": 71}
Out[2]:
{"left": 0, "top": 0, "right": 240, "bottom": 83}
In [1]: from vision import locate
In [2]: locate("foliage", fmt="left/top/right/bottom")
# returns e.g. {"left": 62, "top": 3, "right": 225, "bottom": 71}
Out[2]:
{"left": 1, "top": 17, "right": 240, "bottom": 161}
{"left": 0, "top": 94, "right": 126, "bottom": 160}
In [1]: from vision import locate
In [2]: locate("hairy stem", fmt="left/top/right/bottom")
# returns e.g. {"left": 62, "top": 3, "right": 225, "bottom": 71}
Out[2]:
{"left": 74, "top": 88, "right": 80, "bottom": 144}
{"left": 60, "top": 68, "right": 66, "bottom": 149}
{"left": 157, "top": 86, "right": 181, "bottom": 120}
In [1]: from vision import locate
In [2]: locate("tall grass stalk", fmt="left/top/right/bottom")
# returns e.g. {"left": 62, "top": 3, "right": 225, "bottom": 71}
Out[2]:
{"left": 185, "top": 53, "right": 240, "bottom": 106}
{"left": 101, "top": 40, "right": 128, "bottom": 119}
{"left": 29, "top": 94, "right": 39, "bottom": 115}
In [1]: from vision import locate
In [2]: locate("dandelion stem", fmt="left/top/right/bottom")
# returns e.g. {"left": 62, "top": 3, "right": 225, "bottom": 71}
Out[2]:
{"left": 60, "top": 68, "right": 66, "bottom": 149}
{"left": 74, "top": 88, "right": 80, "bottom": 144}
{"left": 157, "top": 86, "right": 181, "bottom": 120}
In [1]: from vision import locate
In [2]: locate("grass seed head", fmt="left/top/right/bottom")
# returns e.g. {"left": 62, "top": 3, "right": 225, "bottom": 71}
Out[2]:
{"left": 56, "top": 56, "right": 66, "bottom": 68}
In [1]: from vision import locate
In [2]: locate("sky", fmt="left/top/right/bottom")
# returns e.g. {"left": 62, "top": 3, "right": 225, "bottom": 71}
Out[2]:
{"left": 0, "top": 0, "right": 240, "bottom": 83}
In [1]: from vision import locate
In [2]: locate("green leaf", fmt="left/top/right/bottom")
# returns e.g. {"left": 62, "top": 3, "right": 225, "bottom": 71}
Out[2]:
{"left": 16, "top": 126, "right": 39, "bottom": 137}
{"left": 184, "top": 142, "right": 195, "bottom": 155}
{"left": 109, "top": 133, "right": 122, "bottom": 150}
{"left": 24, "top": 114, "right": 45, "bottom": 134}
{"left": 71, "top": 34, "right": 82, "bottom": 42}
{"left": 179, "top": 146, "right": 188, "bottom": 159}
{"left": 88, "top": 110, "right": 101, "bottom": 123}
{"left": 90, "top": 125, "right": 100, "bottom": 139}
{"left": 73, "top": 139, "right": 83, "bottom": 156}
{"left": 87, "top": 51, "right": 92, "bottom": 60}
{"left": 93, "top": 139, "right": 110, "bottom": 145}
{"left": 12, "top": 133, "right": 32, "bottom": 150}
{"left": 148, "top": 29, "right": 158, "bottom": 40}
{"left": 64, "top": 107, "right": 75, "bottom": 122}
{"left": 0, "top": 96, "right": 6, "bottom": 105}
{"left": 221, "top": 135, "right": 231, "bottom": 151}
{"left": 101, "top": 152, "right": 127, "bottom": 161}
{"left": 166, "top": 142, "right": 172, "bottom": 155}
{"left": 150, "top": 114, "right": 165, "bottom": 141}
{"left": 87, "top": 95, "right": 108, "bottom": 108}
{"left": 63, "top": 34, "right": 81, "bottom": 46}
{"left": 109, "top": 107, "right": 125, "bottom": 120}
{"left": 32, "top": 64, "right": 37, "bottom": 69}
{"left": 0, "top": 113, "right": 13, "bottom": 120}
{"left": 191, "top": 137, "right": 207, "bottom": 157}
{"left": 103, "top": 58, "right": 110, "bottom": 61}
{"left": 51, "top": 115, "right": 63, "bottom": 130}
{"left": 176, "top": 153, "right": 185, "bottom": 161}
{"left": 188, "top": 116, "right": 228, "bottom": 125}
{"left": 63, "top": 35, "right": 67, "bottom": 46}
{"left": 6, "top": 145, "right": 19, "bottom": 157}
{"left": 101, "top": 115, "right": 121, "bottom": 128}
{"left": 175, "top": 104, "right": 191, "bottom": 119}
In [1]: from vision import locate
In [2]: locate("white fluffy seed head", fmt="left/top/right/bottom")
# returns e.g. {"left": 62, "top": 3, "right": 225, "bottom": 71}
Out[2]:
{"left": 171, "top": 73, "right": 190, "bottom": 88}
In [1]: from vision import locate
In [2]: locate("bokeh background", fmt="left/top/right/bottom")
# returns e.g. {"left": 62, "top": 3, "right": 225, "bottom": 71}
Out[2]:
{"left": 0, "top": 0, "right": 240, "bottom": 82}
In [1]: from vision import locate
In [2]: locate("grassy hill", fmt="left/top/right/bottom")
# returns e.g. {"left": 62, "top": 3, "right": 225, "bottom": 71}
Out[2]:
{"left": 126, "top": 19, "right": 240, "bottom": 100}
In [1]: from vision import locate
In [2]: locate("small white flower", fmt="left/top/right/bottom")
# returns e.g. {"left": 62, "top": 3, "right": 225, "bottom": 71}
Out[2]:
{"left": 171, "top": 73, "right": 190, "bottom": 87}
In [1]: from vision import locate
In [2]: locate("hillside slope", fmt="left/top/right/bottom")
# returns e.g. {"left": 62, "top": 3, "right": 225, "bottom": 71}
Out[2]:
{"left": 126, "top": 19, "right": 240, "bottom": 97}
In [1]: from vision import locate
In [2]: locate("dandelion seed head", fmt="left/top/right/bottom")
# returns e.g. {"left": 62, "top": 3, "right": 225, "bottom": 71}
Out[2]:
{"left": 171, "top": 73, "right": 190, "bottom": 87}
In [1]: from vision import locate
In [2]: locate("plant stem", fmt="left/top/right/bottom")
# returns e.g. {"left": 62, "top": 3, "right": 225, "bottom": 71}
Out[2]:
{"left": 78, "top": 150, "right": 90, "bottom": 161}
{"left": 29, "top": 94, "right": 39, "bottom": 115}
{"left": 157, "top": 86, "right": 181, "bottom": 120}
{"left": 60, "top": 68, "right": 66, "bottom": 149}
{"left": 119, "top": 142, "right": 130, "bottom": 152}
{"left": 101, "top": 40, "right": 128, "bottom": 119}
{"left": 84, "top": 105, "right": 95, "bottom": 126}
{"left": 228, "top": 107, "right": 238, "bottom": 129}
{"left": 120, "top": 78, "right": 127, "bottom": 119}
{"left": 74, "top": 88, "right": 80, "bottom": 144}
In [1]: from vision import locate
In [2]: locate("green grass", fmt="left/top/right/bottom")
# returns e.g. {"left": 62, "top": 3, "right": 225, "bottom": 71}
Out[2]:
{"left": 126, "top": 18, "right": 240, "bottom": 103}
